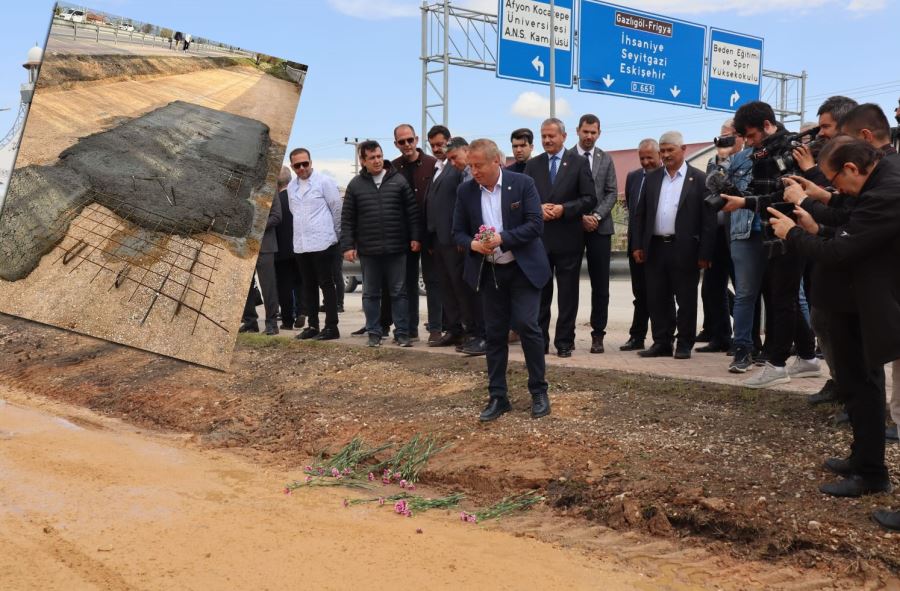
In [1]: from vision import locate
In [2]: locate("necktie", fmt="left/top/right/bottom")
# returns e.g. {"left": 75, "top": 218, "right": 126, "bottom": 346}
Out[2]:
{"left": 584, "top": 151, "right": 591, "bottom": 162}
{"left": 549, "top": 155, "right": 559, "bottom": 184}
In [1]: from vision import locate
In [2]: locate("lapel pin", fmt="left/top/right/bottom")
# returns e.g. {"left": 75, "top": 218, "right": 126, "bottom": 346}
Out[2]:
{"left": 507, "top": 186, "right": 512, "bottom": 190}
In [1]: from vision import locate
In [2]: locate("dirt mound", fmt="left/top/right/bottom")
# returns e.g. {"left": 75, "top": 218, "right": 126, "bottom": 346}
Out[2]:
{"left": 36, "top": 54, "right": 247, "bottom": 90}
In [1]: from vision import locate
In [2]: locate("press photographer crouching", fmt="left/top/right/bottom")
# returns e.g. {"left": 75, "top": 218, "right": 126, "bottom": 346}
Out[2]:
{"left": 719, "top": 101, "right": 819, "bottom": 389}
{"left": 767, "top": 136, "right": 900, "bottom": 517}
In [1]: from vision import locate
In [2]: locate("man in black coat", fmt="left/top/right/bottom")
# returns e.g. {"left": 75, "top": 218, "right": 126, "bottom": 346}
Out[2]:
{"left": 341, "top": 141, "right": 421, "bottom": 347}
{"left": 632, "top": 131, "right": 716, "bottom": 359}
{"left": 274, "top": 169, "right": 304, "bottom": 331}
{"left": 452, "top": 139, "right": 551, "bottom": 421}
{"left": 524, "top": 118, "right": 597, "bottom": 357}
{"left": 770, "top": 137, "right": 899, "bottom": 503}
{"left": 620, "top": 139, "right": 662, "bottom": 351}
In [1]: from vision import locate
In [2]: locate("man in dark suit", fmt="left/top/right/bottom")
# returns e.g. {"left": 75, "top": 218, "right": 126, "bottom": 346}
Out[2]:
{"left": 452, "top": 139, "right": 551, "bottom": 422}
{"left": 427, "top": 136, "right": 481, "bottom": 348}
{"left": 524, "top": 118, "right": 597, "bottom": 357}
{"left": 621, "top": 139, "right": 662, "bottom": 351}
{"left": 632, "top": 131, "right": 716, "bottom": 359}
{"left": 274, "top": 167, "right": 304, "bottom": 331}
{"left": 507, "top": 128, "right": 534, "bottom": 173}
{"left": 569, "top": 114, "right": 618, "bottom": 354}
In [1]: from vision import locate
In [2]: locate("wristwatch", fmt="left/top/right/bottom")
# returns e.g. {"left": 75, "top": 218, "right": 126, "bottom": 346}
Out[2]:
{"left": 592, "top": 212, "right": 601, "bottom": 222}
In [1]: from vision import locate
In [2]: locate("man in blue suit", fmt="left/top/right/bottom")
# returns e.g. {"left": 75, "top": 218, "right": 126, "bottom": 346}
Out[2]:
{"left": 452, "top": 139, "right": 552, "bottom": 421}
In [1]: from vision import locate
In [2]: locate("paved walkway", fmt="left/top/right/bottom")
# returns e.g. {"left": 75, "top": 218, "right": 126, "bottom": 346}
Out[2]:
{"left": 48, "top": 24, "right": 248, "bottom": 58}
{"left": 250, "top": 278, "right": 898, "bottom": 398}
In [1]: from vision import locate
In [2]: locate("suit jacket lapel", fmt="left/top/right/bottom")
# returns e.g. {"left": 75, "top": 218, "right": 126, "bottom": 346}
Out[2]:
{"left": 471, "top": 182, "right": 484, "bottom": 230}
{"left": 591, "top": 148, "right": 601, "bottom": 178}
{"left": 676, "top": 167, "right": 694, "bottom": 213}
{"left": 552, "top": 151, "right": 569, "bottom": 189}
{"left": 501, "top": 177, "right": 512, "bottom": 230}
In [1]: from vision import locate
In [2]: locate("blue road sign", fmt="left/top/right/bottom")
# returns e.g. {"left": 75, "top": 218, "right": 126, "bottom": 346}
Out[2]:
{"left": 706, "top": 28, "right": 763, "bottom": 112}
{"left": 577, "top": 0, "right": 706, "bottom": 108}
{"left": 497, "top": 0, "right": 574, "bottom": 88}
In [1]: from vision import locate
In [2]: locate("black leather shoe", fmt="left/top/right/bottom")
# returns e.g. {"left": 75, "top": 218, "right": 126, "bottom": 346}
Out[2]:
{"left": 351, "top": 326, "right": 367, "bottom": 336}
{"left": 479, "top": 397, "right": 511, "bottom": 422}
{"left": 873, "top": 509, "right": 900, "bottom": 531}
{"left": 462, "top": 338, "right": 487, "bottom": 356}
{"left": 696, "top": 341, "right": 729, "bottom": 353}
{"left": 695, "top": 330, "right": 710, "bottom": 343}
{"left": 435, "top": 333, "right": 463, "bottom": 347}
{"left": 590, "top": 336, "right": 604, "bottom": 354}
{"left": 886, "top": 424, "right": 899, "bottom": 443}
{"left": 638, "top": 343, "right": 672, "bottom": 358}
{"left": 673, "top": 345, "right": 692, "bottom": 359}
{"left": 819, "top": 475, "right": 892, "bottom": 497}
{"left": 557, "top": 346, "right": 573, "bottom": 358}
{"left": 296, "top": 327, "right": 320, "bottom": 340}
{"left": 531, "top": 392, "right": 551, "bottom": 419}
{"left": 265, "top": 323, "right": 279, "bottom": 336}
{"left": 823, "top": 457, "right": 853, "bottom": 477}
{"left": 280, "top": 322, "right": 294, "bottom": 331}
{"left": 314, "top": 327, "right": 340, "bottom": 341}
{"left": 238, "top": 322, "right": 258, "bottom": 333}
{"left": 619, "top": 337, "right": 645, "bottom": 351}
{"left": 807, "top": 379, "right": 838, "bottom": 405}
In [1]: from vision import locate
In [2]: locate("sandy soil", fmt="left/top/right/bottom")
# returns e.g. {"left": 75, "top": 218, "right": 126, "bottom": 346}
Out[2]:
{"left": 0, "top": 59, "right": 300, "bottom": 369}
{"left": 0, "top": 388, "right": 703, "bottom": 591}
{"left": 1, "top": 315, "right": 899, "bottom": 589}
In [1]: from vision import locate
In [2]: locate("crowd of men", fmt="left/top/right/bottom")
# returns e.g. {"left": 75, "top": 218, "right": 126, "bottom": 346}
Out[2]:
{"left": 240, "top": 96, "right": 900, "bottom": 530}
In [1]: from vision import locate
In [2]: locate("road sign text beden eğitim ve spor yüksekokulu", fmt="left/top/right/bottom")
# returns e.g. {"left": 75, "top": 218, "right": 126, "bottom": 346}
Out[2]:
{"left": 497, "top": 0, "right": 574, "bottom": 87}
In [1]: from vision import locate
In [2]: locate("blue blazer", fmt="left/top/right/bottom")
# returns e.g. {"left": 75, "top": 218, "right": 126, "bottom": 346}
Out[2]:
{"left": 451, "top": 170, "right": 551, "bottom": 291}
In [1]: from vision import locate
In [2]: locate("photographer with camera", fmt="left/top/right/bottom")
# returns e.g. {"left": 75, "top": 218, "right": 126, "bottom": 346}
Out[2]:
{"left": 695, "top": 120, "right": 743, "bottom": 354}
{"left": 791, "top": 96, "right": 857, "bottom": 187}
{"left": 720, "top": 101, "right": 818, "bottom": 388}
{"left": 768, "top": 135, "right": 900, "bottom": 505}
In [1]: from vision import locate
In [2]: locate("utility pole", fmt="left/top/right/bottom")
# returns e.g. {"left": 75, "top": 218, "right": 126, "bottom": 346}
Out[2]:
{"left": 344, "top": 137, "right": 361, "bottom": 175}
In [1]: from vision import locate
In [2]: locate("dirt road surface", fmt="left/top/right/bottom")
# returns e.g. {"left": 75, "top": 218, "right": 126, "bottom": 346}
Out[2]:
{"left": 1, "top": 315, "right": 899, "bottom": 589}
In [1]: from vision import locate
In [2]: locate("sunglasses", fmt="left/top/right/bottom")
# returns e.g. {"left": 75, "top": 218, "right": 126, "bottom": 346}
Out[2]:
{"left": 292, "top": 161, "right": 311, "bottom": 169}
{"left": 829, "top": 166, "right": 843, "bottom": 187}
{"left": 396, "top": 137, "right": 416, "bottom": 146}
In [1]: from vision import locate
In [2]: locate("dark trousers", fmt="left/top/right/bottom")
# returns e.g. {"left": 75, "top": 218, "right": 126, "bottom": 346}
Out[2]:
{"left": 275, "top": 258, "right": 303, "bottom": 326}
{"left": 256, "top": 253, "right": 279, "bottom": 328}
{"left": 421, "top": 247, "right": 442, "bottom": 332}
{"left": 360, "top": 253, "right": 409, "bottom": 337}
{"left": 627, "top": 251, "right": 650, "bottom": 341}
{"left": 539, "top": 250, "right": 583, "bottom": 350}
{"left": 434, "top": 244, "right": 482, "bottom": 337}
{"left": 405, "top": 251, "right": 422, "bottom": 336}
{"left": 761, "top": 250, "right": 815, "bottom": 366}
{"left": 332, "top": 248, "right": 345, "bottom": 309}
{"left": 480, "top": 261, "right": 547, "bottom": 400}
{"left": 645, "top": 238, "right": 699, "bottom": 348}
{"left": 296, "top": 244, "right": 339, "bottom": 331}
{"left": 830, "top": 312, "right": 888, "bottom": 481}
{"left": 700, "top": 226, "right": 733, "bottom": 344}
{"left": 241, "top": 276, "right": 261, "bottom": 326}
{"left": 584, "top": 231, "right": 611, "bottom": 338}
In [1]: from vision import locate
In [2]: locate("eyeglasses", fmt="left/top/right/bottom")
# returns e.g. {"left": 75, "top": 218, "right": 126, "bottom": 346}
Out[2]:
{"left": 292, "top": 161, "right": 311, "bottom": 170}
{"left": 828, "top": 166, "right": 843, "bottom": 187}
{"left": 396, "top": 137, "right": 416, "bottom": 146}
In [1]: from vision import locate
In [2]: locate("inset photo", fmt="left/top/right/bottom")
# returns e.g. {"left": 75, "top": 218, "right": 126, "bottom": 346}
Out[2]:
{"left": 0, "top": 2, "right": 308, "bottom": 369}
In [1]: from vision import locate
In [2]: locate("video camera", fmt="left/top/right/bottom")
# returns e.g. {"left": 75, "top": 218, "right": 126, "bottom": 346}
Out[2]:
{"left": 704, "top": 165, "right": 740, "bottom": 211}
{"left": 749, "top": 126, "right": 822, "bottom": 176}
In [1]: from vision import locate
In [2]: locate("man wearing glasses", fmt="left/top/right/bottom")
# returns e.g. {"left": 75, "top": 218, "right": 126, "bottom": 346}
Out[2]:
{"left": 391, "top": 124, "right": 438, "bottom": 343}
{"left": 288, "top": 148, "right": 342, "bottom": 341}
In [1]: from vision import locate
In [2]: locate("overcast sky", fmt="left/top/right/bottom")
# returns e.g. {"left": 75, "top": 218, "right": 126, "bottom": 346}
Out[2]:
{"left": 2, "top": 0, "right": 897, "bottom": 188}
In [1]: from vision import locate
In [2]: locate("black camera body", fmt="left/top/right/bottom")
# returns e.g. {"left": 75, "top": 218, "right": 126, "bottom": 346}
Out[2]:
{"left": 713, "top": 135, "right": 737, "bottom": 149}
{"left": 749, "top": 126, "right": 822, "bottom": 177}
{"left": 704, "top": 165, "right": 739, "bottom": 211}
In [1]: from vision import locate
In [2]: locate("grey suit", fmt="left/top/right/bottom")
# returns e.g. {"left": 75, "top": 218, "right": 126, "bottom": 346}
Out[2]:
{"left": 569, "top": 145, "right": 617, "bottom": 339}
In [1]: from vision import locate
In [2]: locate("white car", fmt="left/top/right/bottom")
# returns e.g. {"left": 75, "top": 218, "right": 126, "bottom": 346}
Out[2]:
{"left": 60, "top": 9, "right": 85, "bottom": 23}
{"left": 119, "top": 23, "right": 134, "bottom": 32}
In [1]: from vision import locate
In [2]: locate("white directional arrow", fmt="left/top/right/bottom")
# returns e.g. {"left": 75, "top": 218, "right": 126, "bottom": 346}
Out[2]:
{"left": 729, "top": 90, "right": 741, "bottom": 108}
{"left": 531, "top": 56, "right": 544, "bottom": 78}
{"left": 670, "top": 85, "right": 681, "bottom": 99}
{"left": 602, "top": 74, "right": 615, "bottom": 88}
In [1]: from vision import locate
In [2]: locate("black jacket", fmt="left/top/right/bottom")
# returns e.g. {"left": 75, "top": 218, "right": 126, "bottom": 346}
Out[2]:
{"left": 425, "top": 164, "right": 464, "bottom": 247}
{"left": 786, "top": 156, "right": 900, "bottom": 367}
{"left": 340, "top": 161, "right": 421, "bottom": 256}
{"left": 524, "top": 150, "right": 597, "bottom": 253}
{"left": 624, "top": 167, "right": 649, "bottom": 252}
{"left": 274, "top": 189, "right": 293, "bottom": 261}
{"left": 633, "top": 164, "right": 716, "bottom": 264}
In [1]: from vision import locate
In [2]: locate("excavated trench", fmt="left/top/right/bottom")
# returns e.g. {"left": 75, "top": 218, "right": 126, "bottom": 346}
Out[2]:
{"left": 0, "top": 101, "right": 269, "bottom": 282}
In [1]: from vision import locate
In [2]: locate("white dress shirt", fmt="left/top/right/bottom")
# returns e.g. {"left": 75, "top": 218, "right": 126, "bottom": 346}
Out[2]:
{"left": 479, "top": 170, "right": 515, "bottom": 264}
{"left": 433, "top": 158, "right": 446, "bottom": 180}
{"left": 653, "top": 161, "right": 687, "bottom": 236}
{"left": 578, "top": 145, "right": 593, "bottom": 170}
{"left": 288, "top": 170, "right": 342, "bottom": 254}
